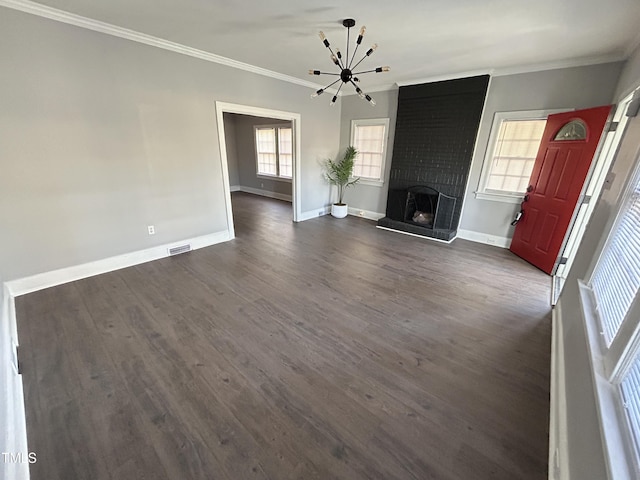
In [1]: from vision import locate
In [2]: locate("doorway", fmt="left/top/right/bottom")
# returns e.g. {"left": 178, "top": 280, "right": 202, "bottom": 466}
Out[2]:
{"left": 215, "top": 102, "right": 302, "bottom": 239}
{"left": 551, "top": 92, "right": 637, "bottom": 304}
{"left": 510, "top": 105, "right": 613, "bottom": 274}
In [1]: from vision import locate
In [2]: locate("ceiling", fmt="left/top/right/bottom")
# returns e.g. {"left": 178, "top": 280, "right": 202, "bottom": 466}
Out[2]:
{"left": 13, "top": 0, "right": 640, "bottom": 93}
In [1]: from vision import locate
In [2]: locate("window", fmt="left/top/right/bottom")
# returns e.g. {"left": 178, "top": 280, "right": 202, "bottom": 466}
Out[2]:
{"left": 582, "top": 149, "right": 640, "bottom": 477}
{"left": 350, "top": 118, "right": 390, "bottom": 185}
{"left": 590, "top": 173, "right": 640, "bottom": 346}
{"left": 476, "top": 110, "right": 566, "bottom": 203}
{"left": 255, "top": 125, "right": 293, "bottom": 179}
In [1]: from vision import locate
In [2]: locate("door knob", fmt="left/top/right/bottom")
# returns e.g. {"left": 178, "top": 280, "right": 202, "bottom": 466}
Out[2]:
{"left": 526, "top": 185, "right": 534, "bottom": 192}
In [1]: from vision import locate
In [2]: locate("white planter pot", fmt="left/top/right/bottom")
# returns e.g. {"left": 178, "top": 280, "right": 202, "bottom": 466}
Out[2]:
{"left": 331, "top": 203, "right": 348, "bottom": 218}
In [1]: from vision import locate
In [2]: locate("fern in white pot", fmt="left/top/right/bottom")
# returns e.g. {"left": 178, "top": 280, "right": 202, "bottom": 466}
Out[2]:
{"left": 325, "top": 146, "right": 360, "bottom": 218}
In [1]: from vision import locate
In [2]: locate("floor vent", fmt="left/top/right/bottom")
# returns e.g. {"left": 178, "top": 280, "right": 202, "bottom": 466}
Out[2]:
{"left": 168, "top": 244, "right": 191, "bottom": 256}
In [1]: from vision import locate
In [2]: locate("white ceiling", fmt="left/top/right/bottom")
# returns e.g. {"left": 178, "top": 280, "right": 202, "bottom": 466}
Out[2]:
{"left": 14, "top": 0, "right": 640, "bottom": 93}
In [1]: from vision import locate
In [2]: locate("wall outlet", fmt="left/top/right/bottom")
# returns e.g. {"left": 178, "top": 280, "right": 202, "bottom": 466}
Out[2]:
{"left": 358, "top": 210, "right": 365, "bottom": 217}
{"left": 148, "top": 225, "right": 155, "bottom": 235}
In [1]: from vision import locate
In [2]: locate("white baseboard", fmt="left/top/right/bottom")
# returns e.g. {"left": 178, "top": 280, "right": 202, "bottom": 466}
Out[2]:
{"left": 237, "top": 186, "right": 292, "bottom": 203}
{"left": 347, "top": 207, "right": 385, "bottom": 221}
{"left": 0, "top": 229, "right": 232, "bottom": 480}
{"left": 298, "top": 206, "right": 330, "bottom": 221}
{"left": 376, "top": 226, "right": 455, "bottom": 244}
{"left": 6, "top": 230, "right": 231, "bottom": 297}
{"left": 549, "top": 303, "right": 570, "bottom": 480}
{"left": 229, "top": 184, "right": 241, "bottom": 192}
{"left": 456, "top": 228, "right": 512, "bottom": 248}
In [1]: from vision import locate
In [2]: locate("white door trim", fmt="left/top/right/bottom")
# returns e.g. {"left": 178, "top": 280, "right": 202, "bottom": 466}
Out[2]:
{"left": 215, "top": 102, "right": 302, "bottom": 237}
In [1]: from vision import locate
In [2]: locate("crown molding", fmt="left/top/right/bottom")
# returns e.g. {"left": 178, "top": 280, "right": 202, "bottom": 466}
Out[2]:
{"left": 394, "top": 52, "right": 626, "bottom": 87}
{"left": 0, "top": 0, "right": 326, "bottom": 91}
{"left": 396, "top": 69, "right": 493, "bottom": 87}
{"left": 491, "top": 53, "right": 626, "bottom": 77}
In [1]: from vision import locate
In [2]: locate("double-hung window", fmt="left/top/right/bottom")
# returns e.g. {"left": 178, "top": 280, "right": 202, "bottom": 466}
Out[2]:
{"left": 255, "top": 125, "right": 293, "bottom": 179}
{"left": 476, "top": 109, "right": 566, "bottom": 203}
{"left": 350, "top": 118, "right": 390, "bottom": 186}
{"left": 582, "top": 148, "right": 640, "bottom": 478}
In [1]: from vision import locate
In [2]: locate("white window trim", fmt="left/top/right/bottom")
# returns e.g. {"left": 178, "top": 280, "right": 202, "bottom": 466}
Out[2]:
{"left": 256, "top": 174, "right": 292, "bottom": 184}
{"left": 254, "top": 124, "right": 293, "bottom": 180}
{"left": 579, "top": 281, "right": 638, "bottom": 480}
{"left": 350, "top": 118, "right": 390, "bottom": 187}
{"left": 578, "top": 122, "right": 640, "bottom": 479}
{"left": 475, "top": 109, "right": 569, "bottom": 203}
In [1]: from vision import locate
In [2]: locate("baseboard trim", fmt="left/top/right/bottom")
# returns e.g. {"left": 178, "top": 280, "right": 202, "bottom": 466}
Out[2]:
{"left": 6, "top": 230, "right": 231, "bottom": 297}
{"left": 298, "top": 206, "right": 330, "bottom": 221}
{"left": 456, "top": 228, "right": 512, "bottom": 248}
{"left": 237, "top": 186, "right": 292, "bottom": 203}
{"left": 376, "top": 225, "right": 455, "bottom": 244}
{"left": 549, "top": 302, "right": 570, "bottom": 480}
{"left": 229, "top": 184, "right": 241, "bottom": 192}
{"left": 347, "top": 207, "right": 385, "bottom": 221}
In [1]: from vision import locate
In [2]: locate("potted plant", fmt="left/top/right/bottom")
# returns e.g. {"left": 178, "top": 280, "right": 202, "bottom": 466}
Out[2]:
{"left": 325, "top": 146, "right": 360, "bottom": 218}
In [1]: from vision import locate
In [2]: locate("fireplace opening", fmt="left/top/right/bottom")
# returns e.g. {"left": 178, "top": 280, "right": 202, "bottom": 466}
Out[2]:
{"left": 378, "top": 185, "right": 458, "bottom": 241}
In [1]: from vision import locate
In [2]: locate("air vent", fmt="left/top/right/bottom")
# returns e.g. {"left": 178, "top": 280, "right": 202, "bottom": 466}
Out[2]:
{"left": 168, "top": 244, "right": 191, "bottom": 256}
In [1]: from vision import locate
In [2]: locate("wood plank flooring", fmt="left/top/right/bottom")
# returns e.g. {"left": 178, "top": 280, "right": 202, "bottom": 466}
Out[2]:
{"left": 16, "top": 192, "right": 552, "bottom": 479}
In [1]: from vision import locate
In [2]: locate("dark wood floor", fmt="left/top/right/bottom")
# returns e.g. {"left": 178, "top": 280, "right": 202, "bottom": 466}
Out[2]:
{"left": 16, "top": 192, "right": 551, "bottom": 480}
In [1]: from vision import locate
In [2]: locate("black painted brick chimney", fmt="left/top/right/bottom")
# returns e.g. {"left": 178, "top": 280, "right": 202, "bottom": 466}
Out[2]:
{"left": 387, "top": 75, "right": 489, "bottom": 230}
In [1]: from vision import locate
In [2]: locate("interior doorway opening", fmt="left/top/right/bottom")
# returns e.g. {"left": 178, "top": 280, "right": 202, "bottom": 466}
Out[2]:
{"left": 215, "top": 102, "right": 301, "bottom": 239}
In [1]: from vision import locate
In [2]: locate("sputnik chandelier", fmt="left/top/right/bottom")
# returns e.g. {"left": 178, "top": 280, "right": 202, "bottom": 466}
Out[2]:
{"left": 309, "top": 19, "right": 389, "bottom": 106}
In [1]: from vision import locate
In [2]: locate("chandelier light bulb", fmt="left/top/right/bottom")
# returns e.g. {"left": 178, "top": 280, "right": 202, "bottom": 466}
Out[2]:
{"left": 359, "top": 26, "right": 366, "bottom": 36}
{"left": 311, "top": 88, "right": 324, "bottom": 98}
{"left": 318, "top": 31, "right": 326, "bottom": 41}
{"left": 330, "top": 95, "right": 338, "bottom": 106}
{"left": 331, "top": 54, "right": 339, "bottom": 65}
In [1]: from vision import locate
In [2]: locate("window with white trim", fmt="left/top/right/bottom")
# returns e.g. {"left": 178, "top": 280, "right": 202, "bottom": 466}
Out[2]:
{"left": 350, "top": 118, "right": 389, "bottom": 186}
{"left": 586, "top": 150, "right": 640, "bottom": 475}
{"left": 255, "top": 125, "right": 293, "bottom": 179}
{"left": 476, "top": 109, "right": 566, "bottom": 203}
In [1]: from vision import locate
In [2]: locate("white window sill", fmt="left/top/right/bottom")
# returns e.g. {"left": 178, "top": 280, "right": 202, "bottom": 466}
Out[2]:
{"left": 354, "top": 178, "right": 384, "bottom": 187}
{"left": 578, "top": 280, "right": 638, "bottom": 480}
{"left": 474, "top": 191, "right": 524, "bottom": 204}
{"left": 257, "top": 174, "right": 292, "bottom": 183}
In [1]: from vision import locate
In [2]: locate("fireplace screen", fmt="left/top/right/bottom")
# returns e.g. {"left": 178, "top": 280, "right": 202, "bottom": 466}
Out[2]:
{"left": 403, "top": 186, "right": 456, "bottom": 231}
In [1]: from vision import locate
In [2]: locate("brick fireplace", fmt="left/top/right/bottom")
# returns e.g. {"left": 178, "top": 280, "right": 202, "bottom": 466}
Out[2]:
{"left": 377, "top": 75, "right": 489, "bottom": 241}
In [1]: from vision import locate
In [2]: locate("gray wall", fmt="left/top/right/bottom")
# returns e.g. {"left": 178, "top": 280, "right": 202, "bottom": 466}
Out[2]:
{"left": 338, "top": 88, "right": 399, "bottom": 214}
{"left": 0, "top": 8, "right": 341, "bottom": 281}
{"left": 229, "top": 114, "right": 292, "bottom": 197}
{"left": 458, "top": 62, "right": 623, "bottom": 239}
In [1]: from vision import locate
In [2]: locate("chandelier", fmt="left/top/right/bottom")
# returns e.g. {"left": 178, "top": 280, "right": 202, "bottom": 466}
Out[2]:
{"left": 309, "top": 19, "right": 389, "bottom": 106}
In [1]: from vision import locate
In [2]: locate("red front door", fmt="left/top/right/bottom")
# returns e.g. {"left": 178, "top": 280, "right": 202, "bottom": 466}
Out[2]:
{"left": 510, "top": 105, "right": 612, "bottom": 274}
